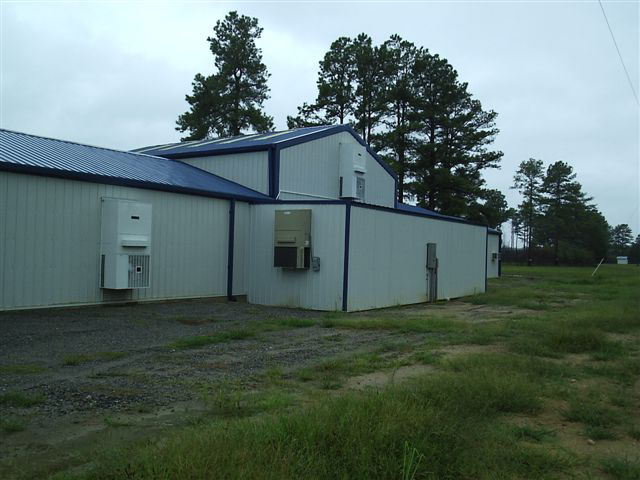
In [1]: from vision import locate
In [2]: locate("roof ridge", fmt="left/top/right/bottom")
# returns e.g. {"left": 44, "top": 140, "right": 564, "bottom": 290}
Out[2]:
{"left": 131, "top": 125, "right": 336, "bottom": 153}
{"left": 0, "top": 128, "right": 165, "bottom": 161}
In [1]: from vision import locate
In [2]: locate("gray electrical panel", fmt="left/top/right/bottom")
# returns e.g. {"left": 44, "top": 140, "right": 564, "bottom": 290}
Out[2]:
{"left": 274, "top": 209, "right": 311, "bottom": 269}
{"left": 426, "top": 243, "right": 437, "bottom": 269}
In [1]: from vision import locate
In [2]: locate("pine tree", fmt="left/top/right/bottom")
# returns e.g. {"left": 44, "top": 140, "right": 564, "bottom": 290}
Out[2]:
{"left": 539, "top": 161, "right": 591, "bottom": 265}
{"left": 315, "top": 37, "right": 356, "bottom": 124}
{"left": 352, "top": 34, "right": 386, "bottom": 145}
{"left": 374, "top": 35, "right": 417, "bottom": 203}
{"left": 409, "top": 50, "right": 502, "bottom": 216}
{"left": 610, "top": 224, "right": 633, "bottom": 256}
{"left": 176, "top": 11, "right": 273, "bottom": 140}
{"left": 512, "top": 158, "right": 544, "bottom": 265}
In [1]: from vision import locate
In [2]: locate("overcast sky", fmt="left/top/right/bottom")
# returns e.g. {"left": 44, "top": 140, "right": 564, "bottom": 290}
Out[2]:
{"left": 2, "top": 0, "right": 638, "bottom": 235}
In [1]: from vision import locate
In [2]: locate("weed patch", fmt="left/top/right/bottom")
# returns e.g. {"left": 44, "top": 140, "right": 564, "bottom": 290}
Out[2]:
{"left": 601, "top": 456, "right": 640, "bottom": 480}
{"left": 0, "top": 363, "right": 46, "bottom": 375}
{"left": 169, "top": 329, "right": 255, "bottom": 349}
{"left": 0, "top": 415, "right": 27, "bottom": 433}
{"left": 0, "top": 391, "right": 45, "bottom": 408}
{"left": 63, "top": 352, "right": 126, "bottom": 366}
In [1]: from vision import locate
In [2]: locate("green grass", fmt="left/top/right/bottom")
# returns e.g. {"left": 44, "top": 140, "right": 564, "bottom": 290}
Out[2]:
{"left": 168, "top": 317, "right": 316, "bottom": 350}
{"left": 563, "top": 395, "right": 621, "bottom": 439}
{"left": 601, "top": 457, "right": 640, "bottom": 480}
{"left": 0, "top": 391, "right": 45, "bottom": 408}
{"left": 321, "top": 313, "right": 462, "bottom": 333}
{"left": 0, "top": 363, "right": 46, "bottom": 374}
{"left": 169, "top": 329, "right": 256, "bottom": 349}
{"left": 13, "top": 265, "right": 640, "bottom": 479}
{"left": 63, "top": 351, "right": 126, "bottom": 366}
{"left": 509, "top": 424, "right": 556, "bottom": 443}
{"left": 85, "top": 362, "right": 573, "bottom": 479}
{"left": 1, "top": 415, "right": 27, "bottom": 433}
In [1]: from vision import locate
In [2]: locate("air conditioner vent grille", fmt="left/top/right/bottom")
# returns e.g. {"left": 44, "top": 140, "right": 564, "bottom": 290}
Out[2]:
{"left": 128, "top": 255, "right": 150, "bottom": 288}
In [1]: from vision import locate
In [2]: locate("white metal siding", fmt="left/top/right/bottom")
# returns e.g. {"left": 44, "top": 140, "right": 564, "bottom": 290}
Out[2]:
{"left": 347, "top": 207, "right": 487, "bottom": 311}
{"left": 0, "top": 172, "right": 245, "bottom": 310}
{"left": 180, "top": 151, "right": 269, "bottom": 195}
{"left": 233, "top": 201, "right": 252, "bottom": 295}
{"left": 487, "top": 234, "right": 500, "bottom": 279}
{"left": 278, "top": 132, "right": 395, "bottom": 207}
{"left": 246, "top": 203, "right": 345, "bottom": 310}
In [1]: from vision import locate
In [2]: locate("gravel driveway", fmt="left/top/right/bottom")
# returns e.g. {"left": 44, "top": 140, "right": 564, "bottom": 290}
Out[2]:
{"left": 1, "top": 299, "right": 391, "bottom": 416}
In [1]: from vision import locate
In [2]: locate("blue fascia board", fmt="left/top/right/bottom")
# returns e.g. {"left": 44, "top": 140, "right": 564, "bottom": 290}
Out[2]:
{"left": 255, "top": 199, "right": 348, "bottom": 206}
{"left": 0, "top": 162, "right": 268, "bottom": 204}
{"left": 160, "top": 144, "right": 271, "bottom": 160}
{"left": 354, "top": 201, "right": 488, "bottom": 228}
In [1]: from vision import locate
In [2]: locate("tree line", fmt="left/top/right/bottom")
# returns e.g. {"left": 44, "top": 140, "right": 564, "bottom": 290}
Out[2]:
{"left": 508, "top": 158, "right": 637, "bottom": 265}
{"left": 176, "top": 11, "right": 507, "bottom": 226}
{"left": 176, "top": 11, "right": 634, "bottom": 265}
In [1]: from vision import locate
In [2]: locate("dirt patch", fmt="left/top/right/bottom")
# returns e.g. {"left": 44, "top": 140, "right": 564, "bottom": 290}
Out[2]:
{"left": 346, "top": 364, "right": 435, "bottom": 390}
{"left": 361, "top": 300, "right": 537, "bottom": 323}
{"left": 509, "top": 398, "right": 640, "bottom": 461}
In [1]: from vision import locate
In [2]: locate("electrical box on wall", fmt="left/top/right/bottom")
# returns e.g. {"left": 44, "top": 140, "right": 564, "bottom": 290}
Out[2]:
{"left": 339, "top": 143, "right": 367, "bottom": 201}
{"left": 100, "top": 198, "right": 152, "bottom": 289}
{"left": 274, "top": 209, "right": 311, "bottom": 269}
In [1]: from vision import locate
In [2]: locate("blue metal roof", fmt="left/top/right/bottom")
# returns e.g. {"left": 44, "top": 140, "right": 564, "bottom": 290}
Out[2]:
{"left": 395, "top": 203, "right": 465, "bottom": 221}
{"left": 133, "top": 124, "right": 398, "bottom": 182}
{"left": 133, "top": 125, "right": 333, "bottom": 156}
{"left": 0, "top": 129, "right": 270, "bottom": 202}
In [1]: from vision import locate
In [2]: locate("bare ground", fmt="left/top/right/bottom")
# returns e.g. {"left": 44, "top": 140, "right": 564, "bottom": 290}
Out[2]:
{"left": 1, "top": 297, "right": 624, "bottom": 478}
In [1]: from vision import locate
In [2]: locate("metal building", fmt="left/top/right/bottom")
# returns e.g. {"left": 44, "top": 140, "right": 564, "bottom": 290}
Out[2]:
{"left": 1, "top": 126, "right": 500, "bottom": 312}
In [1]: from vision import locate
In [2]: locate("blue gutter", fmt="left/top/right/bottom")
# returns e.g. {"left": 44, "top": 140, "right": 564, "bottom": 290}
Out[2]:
{"left": 342, "top": 204, "right": 351, "bottom": 312}
{"left": 0, "top": 162, "right": 268, "bottom": 204}
{"left": 227, "top": 199, "right": 236, "bottom": 301}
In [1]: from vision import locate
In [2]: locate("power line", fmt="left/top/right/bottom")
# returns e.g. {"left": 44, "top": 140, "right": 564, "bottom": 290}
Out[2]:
{"left": 598, "top": 0, "right": 640, "bottom": 106}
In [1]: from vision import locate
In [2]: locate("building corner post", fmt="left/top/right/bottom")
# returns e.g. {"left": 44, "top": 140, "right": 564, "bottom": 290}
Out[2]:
{"left": 227, "top": 199, "right": 236, "bottom": 301}
{"left": 342, "top": 203, "right": 351, "bottom": 312}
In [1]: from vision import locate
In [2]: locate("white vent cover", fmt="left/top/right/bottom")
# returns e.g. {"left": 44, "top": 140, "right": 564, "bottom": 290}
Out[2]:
{"left": 339, "top": 143, "right": 367, "bottom": 201}
{"left": 100, "top": 198, "right": 152, "bottom": 289}
{"left": 128, "top": 255, "right": 150, "bottom": 288}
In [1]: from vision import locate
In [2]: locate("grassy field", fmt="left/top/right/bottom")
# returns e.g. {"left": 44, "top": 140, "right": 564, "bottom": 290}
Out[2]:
{"left": 23, "top": 265, "right": 640, "bottom": 478}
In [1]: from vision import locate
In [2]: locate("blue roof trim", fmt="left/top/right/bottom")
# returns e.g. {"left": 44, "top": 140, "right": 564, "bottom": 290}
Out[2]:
{"left": 0, "top": 129, "right": 270, "bottom": 203}
{"left": 361, "top": 202, "right": 487, "bottom": 228}
{"left": 253, "top": 199, "right": 486, "bottom": 228}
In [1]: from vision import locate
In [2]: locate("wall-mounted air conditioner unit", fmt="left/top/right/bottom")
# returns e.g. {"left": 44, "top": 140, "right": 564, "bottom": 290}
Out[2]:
{"left": 339, "top": 143, "right": 367, "bottom": 201}
{"left": 274, "top": 209, "right": 311, "bottom": 269}
{"left": 100, "top": 198, "right": 152, "bottom": 289}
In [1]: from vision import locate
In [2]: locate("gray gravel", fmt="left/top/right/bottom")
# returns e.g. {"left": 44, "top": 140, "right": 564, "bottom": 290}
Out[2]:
{"left": 0, "top": 299, "right": 387, "bottom": 416}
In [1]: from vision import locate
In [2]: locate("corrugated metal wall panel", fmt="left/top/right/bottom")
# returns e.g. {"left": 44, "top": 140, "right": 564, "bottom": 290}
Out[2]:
{"left": 278, "top": 132, "right": 395, "bottom": 207}
{"left": 180, "top": 152, "right": 269, "bottom": 195}
{"left": 233, "top": 201, "right": 252, "bottom": 295}
{"left": 487, "top": 234, "right": 500, "bottom": 278}
{"left": 0, "top": 171, "right": 247, "bottom": 310}
{"left": 247, "top": 204, "right": 345, "bottom": 310}
{"left": 347, "top": 207, "right": 487, "bottom": 311}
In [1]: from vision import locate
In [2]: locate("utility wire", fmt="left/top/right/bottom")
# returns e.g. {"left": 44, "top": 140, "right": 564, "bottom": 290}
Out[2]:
{"left": 598, "top": 0, "right": 640, "bottom": 106}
